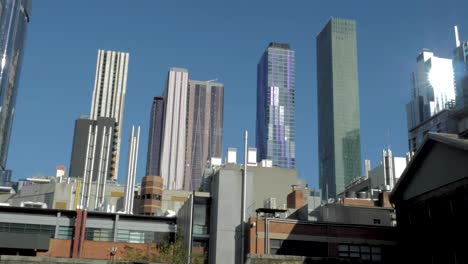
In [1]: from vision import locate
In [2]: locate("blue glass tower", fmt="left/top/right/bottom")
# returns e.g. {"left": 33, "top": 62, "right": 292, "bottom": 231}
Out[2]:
{"left": 256, "top": 43, "right": 295, "bottom": 169}
{"left": 0, "top": 0, "right": 31, "bottom": 171}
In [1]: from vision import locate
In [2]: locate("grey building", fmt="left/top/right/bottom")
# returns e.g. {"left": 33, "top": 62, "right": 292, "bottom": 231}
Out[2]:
{"left": 206, "top": 164, "right": 301, "bottom": 264}
{"left": 69, "top": 117, "right": 115, "bottom": 210}
{"left": 256, "top": 43, "right": 296, "bottom": 169}
{"left": 0, "top": 0, "right": 31, "bottom": 172}
{"left": 317, "top": 18, "right": 362, "bottom": 199}
{"left": 145, "top": 96, "right": 165, "bottom": 176}
{"left": 184, "top": 80, "right": 224, "bottom": 191}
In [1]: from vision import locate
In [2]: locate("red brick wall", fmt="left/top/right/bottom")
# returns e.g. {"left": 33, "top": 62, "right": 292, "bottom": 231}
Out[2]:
{"left": 37, "top": 239, "right": 72, "bottom": 258}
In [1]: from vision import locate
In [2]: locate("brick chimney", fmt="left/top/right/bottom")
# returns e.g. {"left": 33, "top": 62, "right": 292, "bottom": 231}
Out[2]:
{"left": 287, "top": 185, "right": 304, "bottom": 209}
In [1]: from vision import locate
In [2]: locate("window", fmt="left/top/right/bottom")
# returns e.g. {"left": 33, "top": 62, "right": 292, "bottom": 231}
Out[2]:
{"left": 338, "top": 244, "right": 382, "bottom": 262}
{"left": 373, "top": 219, "right": 381, "bottom": 224}
{"left": 57, "top": 226, "right": 74, "bottom": 240}
{"left": 85, "top": 228, "right": 113, "bottom": 242}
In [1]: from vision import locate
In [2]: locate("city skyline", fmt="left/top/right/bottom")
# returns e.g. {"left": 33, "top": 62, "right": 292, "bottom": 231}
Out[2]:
{"left": 7, "top": 1, "right": 468, "bottom": 188}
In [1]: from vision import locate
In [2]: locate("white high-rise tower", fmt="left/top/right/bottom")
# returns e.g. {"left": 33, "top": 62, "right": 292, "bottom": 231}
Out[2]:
{"left": 90, "top": 50, "right": 129, "bottom": 180}
{"left": 160, "top": 68, "right": 189, "bottom": 190}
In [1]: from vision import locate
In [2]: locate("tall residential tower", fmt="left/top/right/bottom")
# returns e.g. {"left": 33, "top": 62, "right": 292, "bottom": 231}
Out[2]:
{"left": 256, "top": 42, "right": 296, "bottom": 169}
{"left": 317, "top": 18, "right": 362, "bottom": 199}
{"left": 184, "top": 80, "right": 224, "bottom": 190}
{"left": 160, "top": 68, "right": 189, "bottom": 190}
{"left": 90, "top": 50, "right": 129, "bottom": 180}
{"left": 0, "top": 0, "right": 31, "bottom": 171}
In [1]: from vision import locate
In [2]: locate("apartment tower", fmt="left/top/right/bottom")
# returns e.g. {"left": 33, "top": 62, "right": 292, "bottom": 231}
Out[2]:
{"left": 256, "top": 42, "right": 296, "bottom": 169}
{"left": 90, "top": 50, "right": 129, "bottom": 180}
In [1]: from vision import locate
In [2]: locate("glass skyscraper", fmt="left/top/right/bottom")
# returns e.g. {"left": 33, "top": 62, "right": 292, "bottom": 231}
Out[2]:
{"left": 453, "top": 34, "right": 468, "bottom": 109}
{"left": 406, "top": 50, "right": 456, "bottom": 152}
{"left": 256, "top": 42, "right": 295, "bottom": 169}
{"left": 317, "top": 18, "right": 362, "bottom": 199}
{"left": 0, "top": 0, "right": 31, "bottom": 171}
{"left": 145, "top": 96, "right": 165, "bottom": 177}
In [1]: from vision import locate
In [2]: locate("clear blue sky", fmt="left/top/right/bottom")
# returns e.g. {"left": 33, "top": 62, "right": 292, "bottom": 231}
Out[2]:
{"left": 9, "top": 0, "right": 468, "bottom": 187}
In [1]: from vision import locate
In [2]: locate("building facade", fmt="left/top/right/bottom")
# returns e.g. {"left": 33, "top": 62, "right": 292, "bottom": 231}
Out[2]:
{"left": 0, "top": 0, "right": 31, "bottom": 172}
{"left": 453, "top": 26, "right": 468, "bottom": 109}
{"left": 406, "top": 50, "right": 456, "bottom": 152}
{"left": 160, "top": 68, "right": 189, "bottom": 190}
{"left": 184, "top": 80, "right": 224, "bottom": 191}
{"left": 69, "top": 117, "right": 115, "bottom": 210}
{"left": 145, "top": 96, "right": 165, "bottom": 177}
{"left": 90, "top": 50, "right": 129, "bottom": 181}
{"left": 390, "top": 133, "right": 468, "bottom": 263}
{"left": 317, "top": 18, "right": 362, "bottom": 198}
{"left": 256, "top": 42, "right": 296, "bottom": 169}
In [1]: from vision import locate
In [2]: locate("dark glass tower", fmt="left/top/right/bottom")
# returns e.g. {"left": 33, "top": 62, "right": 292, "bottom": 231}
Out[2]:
{"left": 256, "top": 42, "right": 295, "bottom": 169}
{"left": 184, "top": 80, "right": 224, "bottom": 191}
{"left": 317, "top": 18, "right": 362, "bottom": 199}
{"left": 0, "top": 0, "right": 31, "bottom": 171}
{"left": 145, "top": 96, "right": 165, "bottom": 176}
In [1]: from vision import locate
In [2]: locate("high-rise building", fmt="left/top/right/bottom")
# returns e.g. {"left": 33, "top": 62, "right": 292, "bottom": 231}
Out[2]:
{"left": 145, "top": 96, "right": 165, "bottom": 177}
{"left": 90, "top": 50, "right": 129, "bottom": 181}
{"left": 184, "top": 80, "right": 224, "bottom": 191}
{"left": 317, "top": 18, "right": 362, "bottom": 199}
{"left": 453, "top": 25, "right": 468, "bottom": 109}
{"left": 0, "top": 0, "right": 31, "bottom": 172}
{"left": 406, "top": 50, "right": 456, "bottom": 152}
{"left": 256, "top": 42, "right": 296, "bottom": 169}
{"left": 160, "top": 68, "right": 189, "bottom": 190}
{"left": 69, "top": 117, "right": 115, "bottom": 210}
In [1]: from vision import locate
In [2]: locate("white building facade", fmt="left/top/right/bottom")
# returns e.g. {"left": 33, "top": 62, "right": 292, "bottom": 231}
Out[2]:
{"left": 90, "top": 50, "right": 129, "bottom": 181}
{"left": 160, "top": 68, "right": 189, "bottom": 190}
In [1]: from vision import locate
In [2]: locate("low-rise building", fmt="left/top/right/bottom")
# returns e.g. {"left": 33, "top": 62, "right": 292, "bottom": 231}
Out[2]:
{"left": 390, "top": 133, "right": 468, "bottom": 263}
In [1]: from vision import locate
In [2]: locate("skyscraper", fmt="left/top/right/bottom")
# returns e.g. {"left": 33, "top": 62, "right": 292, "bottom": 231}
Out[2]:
{"left": 90, "top": 50, "right": 129, "bottom": 181}
{"left": 453, "top": 26, "right": 468, "bottom": 109}
{"left": 184, "top": 80, "right": 224, "bottom": 190}
{"left": 160, "top": 68, "right": 188, "bottom": 190}
{"left": 256, "top": 42, "right": 296, "bottom": 169}
{"left": 145, "top": 96, "right": 165, "bottom": 177}
{"left": 317, "top": 18, "right": 362, "bottom": 199}
{"left": 0, "top": 0, "right": 31, "bottom": 171}
{"left": 406, "top": 50, "right": 456, "bottom": 152}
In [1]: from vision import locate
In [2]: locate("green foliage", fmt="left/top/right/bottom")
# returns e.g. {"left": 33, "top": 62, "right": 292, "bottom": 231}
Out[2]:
{"left": 121, "top": 231, "right": 206, "bottom": 264}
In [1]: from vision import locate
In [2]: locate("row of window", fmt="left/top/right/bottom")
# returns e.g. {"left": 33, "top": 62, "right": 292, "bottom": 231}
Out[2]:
{"left": 85, "top": 227, "right": 171, "bottom": 244}
{"left": 0, "top": 222, "right": 55, "bottom": 238}
{"left": 338, "top": 244, "right": 381, "bottom": 262}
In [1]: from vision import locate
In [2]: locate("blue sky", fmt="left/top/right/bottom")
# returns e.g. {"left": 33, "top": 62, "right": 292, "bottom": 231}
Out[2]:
{"left": 9, "top": 0, "right": 468, "bottom": 187}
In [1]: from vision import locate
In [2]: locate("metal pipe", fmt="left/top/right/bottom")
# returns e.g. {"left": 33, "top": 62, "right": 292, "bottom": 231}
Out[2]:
{"left": 241, "top": 130, "right": 248, "bottom": 264}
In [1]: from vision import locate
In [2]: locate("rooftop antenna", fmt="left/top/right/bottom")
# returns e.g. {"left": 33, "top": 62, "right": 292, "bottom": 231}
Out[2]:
{"left": 455, "top": 25, "right": 461, "bottom": 48}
